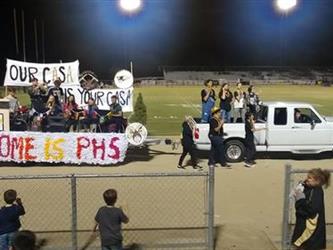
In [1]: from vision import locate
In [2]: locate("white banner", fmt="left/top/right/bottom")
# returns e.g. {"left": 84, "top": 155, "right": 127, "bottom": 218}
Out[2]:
{"left": 0, "top": 132, "right": 128, "bottom": 165}
{"left": 4, "top": 59, "right": 80, "bottom": 86}
{"left": 63, "top": 86, "right": 134, "bottom": 112}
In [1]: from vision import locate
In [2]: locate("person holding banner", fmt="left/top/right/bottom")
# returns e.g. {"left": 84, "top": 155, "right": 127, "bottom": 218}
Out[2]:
{"left": 47, "top": 78, "right": 64, "bottom": 106}
{"left": 28, "top": 78, "right": 47, "bottom": 113}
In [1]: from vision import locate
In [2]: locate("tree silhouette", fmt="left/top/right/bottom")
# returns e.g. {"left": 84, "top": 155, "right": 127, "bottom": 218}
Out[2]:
{"left": 129, "top": 93, "right": 147, "bottom": 125}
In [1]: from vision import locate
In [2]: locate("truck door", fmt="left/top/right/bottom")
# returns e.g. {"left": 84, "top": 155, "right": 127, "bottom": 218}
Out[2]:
{"left": 290, "top": 107, "right": 331, "bottom": 146}
{"left": 266, "top": 107, "right": 291, "bottom": 147}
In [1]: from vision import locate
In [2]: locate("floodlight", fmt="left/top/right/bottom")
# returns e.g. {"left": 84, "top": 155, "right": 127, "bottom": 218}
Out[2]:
{"left": 276, "top": 0, "right": 298, "bottom": 12}
{"left": 119, "top": 0, "right": 142, "bottom": 13}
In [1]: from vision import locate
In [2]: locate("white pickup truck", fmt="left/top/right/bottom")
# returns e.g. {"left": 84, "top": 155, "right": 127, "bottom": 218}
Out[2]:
{"left": 193, "top": 102, "right": 333, "bottom": 162}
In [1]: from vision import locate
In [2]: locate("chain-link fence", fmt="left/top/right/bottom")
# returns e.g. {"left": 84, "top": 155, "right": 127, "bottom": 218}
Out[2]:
{"left": 0, "top": 169, "right": 215, "bottom": 250}
{"left": 281, "top": 165, "right": 333, "bottom": 250}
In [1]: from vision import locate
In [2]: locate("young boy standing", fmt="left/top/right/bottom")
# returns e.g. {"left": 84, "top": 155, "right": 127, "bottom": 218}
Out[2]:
{"left": 0, "top": 190, "right": 25, "bottom": 250}
{"left": 89, "top": 189, "right": 129, "bottom": 250}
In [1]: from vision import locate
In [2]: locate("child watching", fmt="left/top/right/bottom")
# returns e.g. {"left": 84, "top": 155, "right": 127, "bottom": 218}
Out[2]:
{"left": 291, "top": 168, "right": 330, "bottom": 250}
{"left": 82, "top": 189, "right": 129, "bottom": 250}
{"left": 0, "top": 190, "right": 25, "bottom": 250}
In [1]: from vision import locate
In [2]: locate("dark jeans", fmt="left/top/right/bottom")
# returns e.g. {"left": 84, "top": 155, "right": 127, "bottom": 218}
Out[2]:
{"left": 65, "top": 119, "right": 78, "bottom": 132}
{"left": 0, "top": 231, "right": 16, "bottom": 250}
{"left": 81, "top": 117, "right": 99, "bottom": 130}
{"left": 178, "top": 143, "right": 197, "bottom": 167}
{"left": 245, "top": 139, "right": 256, "bottom": 163}
{"left": 208, "top": 135, "right": 226, "bottom": 166}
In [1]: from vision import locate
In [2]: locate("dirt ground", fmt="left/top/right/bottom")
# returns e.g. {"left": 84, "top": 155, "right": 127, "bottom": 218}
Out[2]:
{"left": 1, "top": 142, "right": 333, "bottom": 250}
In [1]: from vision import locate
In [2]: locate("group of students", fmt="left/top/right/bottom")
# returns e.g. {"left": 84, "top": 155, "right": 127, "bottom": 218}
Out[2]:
{"left": 201, "top": 79, "right": 260, "bottom": 124}
{"left": 6, "top": 78, "right": 124, "bottom": 133}
{"left": 177, "top": 80, "right": 262, "bottom": 170}
{"left": 0, "top": 188, "right": 129, "bottom": 250}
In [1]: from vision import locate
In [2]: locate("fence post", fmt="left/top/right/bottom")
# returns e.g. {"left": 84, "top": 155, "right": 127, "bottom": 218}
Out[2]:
{"left": 208, "top": 165, "right": 215, "bottom": 250}
{"left": 71, "top": 174, "right": 78, "bottom": 250}
{"left": 282, "top": 164, "right": 292, "bottom": 250}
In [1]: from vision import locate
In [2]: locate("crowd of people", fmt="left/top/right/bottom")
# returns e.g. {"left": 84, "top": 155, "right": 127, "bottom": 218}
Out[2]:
{"left": 5, "top": 78, "right": 125, "bottom": 133}
{"left": 0, "top": 188, "right": 129, "bottom": 250}
{"left": 178, "top": 80, "right": 263, "bottom": 170}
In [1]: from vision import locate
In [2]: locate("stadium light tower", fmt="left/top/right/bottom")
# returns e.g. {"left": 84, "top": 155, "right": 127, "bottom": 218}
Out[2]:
{"left": 276, "top": 0, "right": 298, "bottom": 12}
{"left": 119, "top": 0, "right": 143, "bottom": 14}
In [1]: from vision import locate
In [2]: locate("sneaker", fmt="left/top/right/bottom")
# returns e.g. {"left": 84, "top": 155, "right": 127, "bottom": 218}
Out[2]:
{"left": 244, "top": 162, "right": 255, "bottom": 168}
{"left": 221, "top": 164, "right": 232, "bottom": 168}
{"left": 193, "top": 165, "right": 203, "bottom": 171}
{"left": 177, "top": 165, "right": 186, "bottom": 170}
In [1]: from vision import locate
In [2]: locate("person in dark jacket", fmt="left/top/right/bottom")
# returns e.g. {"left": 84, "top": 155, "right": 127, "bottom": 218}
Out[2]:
{"left": 0, "top": 190, "right": 25, "bottom": 250}
{"left": 244, "top": 112, "right": 266, "bottom": 168}
{"left": 208, "top": 107, "right": 231, "bottom": 168}
{"left": 218, "top": 83, "right": 233, "bottom": 123}
{"left": 177, "top": 116, "right": 201, "bottom": 170}
{"left": 291, "top": 168, "right": 331, "bottom": 250}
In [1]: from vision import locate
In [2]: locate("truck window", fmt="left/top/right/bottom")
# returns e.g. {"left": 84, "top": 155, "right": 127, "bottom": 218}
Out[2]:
{"left": 294, "top": 108, "right": 321, "bottom": 124}
{"left": 256, "top": 105, "right": 268, "bottom": 123}
{"left": 274, "top": 108, "right": 287, "bottom": 125}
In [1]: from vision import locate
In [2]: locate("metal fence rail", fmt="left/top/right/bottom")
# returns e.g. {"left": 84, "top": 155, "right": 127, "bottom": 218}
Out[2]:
{"left": 0, "top": 169, "right": 215, "bottom": 250}
{"left": 281, "top": 165, "right": 333, "bottom": 250}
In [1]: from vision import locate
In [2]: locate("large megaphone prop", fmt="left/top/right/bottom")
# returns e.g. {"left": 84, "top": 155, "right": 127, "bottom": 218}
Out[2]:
{"left": 125, "top": 122, "right": 148, "bottom": 146}
{"left": 114, "top": 69, "right": 134, "bottom": 89}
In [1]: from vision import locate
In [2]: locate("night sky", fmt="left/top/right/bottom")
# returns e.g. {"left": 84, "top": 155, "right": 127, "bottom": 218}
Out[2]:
{"left": 1, "top": 0, "right": 333, "bottom": 79}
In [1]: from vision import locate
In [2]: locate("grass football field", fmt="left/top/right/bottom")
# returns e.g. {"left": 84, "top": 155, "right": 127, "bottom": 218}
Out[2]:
{"left": 7, "top": 85, "right": 333, "bottom": 135}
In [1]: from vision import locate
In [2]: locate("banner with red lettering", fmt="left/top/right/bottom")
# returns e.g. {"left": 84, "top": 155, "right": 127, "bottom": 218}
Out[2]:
{"left": 4, "top": 59, "right": 79, "bottom": 86}
{"left": 0, "top": 132, "right": 128, "bottom": 165}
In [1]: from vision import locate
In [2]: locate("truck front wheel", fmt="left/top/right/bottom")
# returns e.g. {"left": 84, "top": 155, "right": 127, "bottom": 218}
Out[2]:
{"left": 225, "top": 140, "right": 245, "bottom": 162}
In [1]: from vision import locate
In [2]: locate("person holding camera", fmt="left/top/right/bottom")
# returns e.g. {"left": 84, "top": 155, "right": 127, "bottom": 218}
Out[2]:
{"left": 201, "top": 80, "right": 216, "bottom": 123}
{"left": 291, "top": 168, "right": 330, "bottom": 250}
{"left": 0, "top": 190, "right": 25, "bottom": 250}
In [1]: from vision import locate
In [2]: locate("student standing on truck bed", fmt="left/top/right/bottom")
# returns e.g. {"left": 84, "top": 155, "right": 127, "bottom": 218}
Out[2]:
{"left": 208, "top": 107, "right": 231, "bottom": 168}
{"left": 201, "top": 80, "right": 216, "bottom": 123}
{"left": 244, "top": 112, "right": 266, "bottom": 168}
{"left": 218, "top": 83, "right": 233, "bottom": 123}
